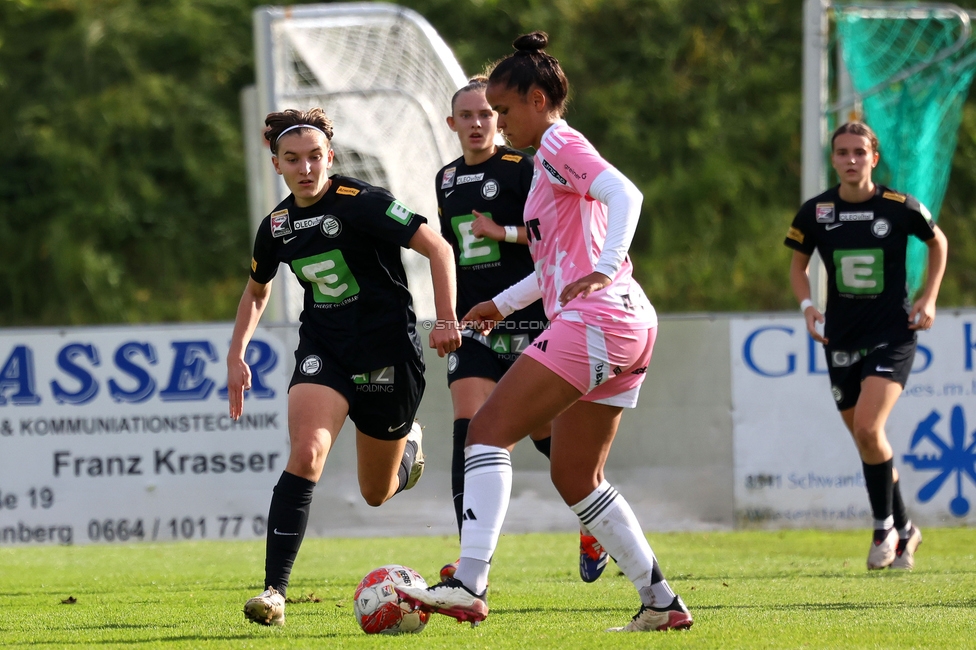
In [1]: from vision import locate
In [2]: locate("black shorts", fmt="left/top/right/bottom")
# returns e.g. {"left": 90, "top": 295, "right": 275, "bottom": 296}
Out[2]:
{"left": 290, "top": 338, "right": 425, "bottom": 441}
{"left": 825, "top": 339, "right": 915, "bottom": 411}
{"left": 446, "top": 329, "right": 537, "bottom": 385}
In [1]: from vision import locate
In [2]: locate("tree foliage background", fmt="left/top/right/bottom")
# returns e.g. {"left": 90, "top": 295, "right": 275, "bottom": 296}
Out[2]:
{"left": 1, "top": 0, "right": 974, "bottom": 326}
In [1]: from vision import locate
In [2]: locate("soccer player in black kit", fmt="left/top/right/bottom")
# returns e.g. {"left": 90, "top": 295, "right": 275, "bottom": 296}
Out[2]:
{"left": 226, "top": 108, "right": 460, "bottom": 626}
{"left": 785, "top": 121, "right": 947, "bottom": 571}
{"left": 436, "top": 77, "right": 609, "bottom": 583}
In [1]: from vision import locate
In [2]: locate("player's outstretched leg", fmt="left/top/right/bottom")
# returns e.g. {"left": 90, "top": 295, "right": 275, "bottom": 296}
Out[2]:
{"left": 396, "top": 577, "right": 488, "bottom": 626}
{"left": 571, "top": 480, "right": 692, "bottom": 632}
{"left": 244, "top": 586, "right": 286, "bottom": 626}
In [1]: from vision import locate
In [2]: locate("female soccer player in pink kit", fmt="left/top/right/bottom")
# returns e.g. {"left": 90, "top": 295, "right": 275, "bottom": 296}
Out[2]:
{"left": 398, "top": 31, "right": 692, "bottom": 633}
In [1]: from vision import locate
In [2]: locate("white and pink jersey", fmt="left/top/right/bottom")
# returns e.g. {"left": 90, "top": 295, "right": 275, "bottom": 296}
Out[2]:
{"left": 524, "top": 121, "right": 656, "bottom": 328}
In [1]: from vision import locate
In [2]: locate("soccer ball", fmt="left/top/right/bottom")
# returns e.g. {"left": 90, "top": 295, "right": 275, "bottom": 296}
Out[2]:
{"left": 353, "top": 564, "right": 430, "bottom": 634}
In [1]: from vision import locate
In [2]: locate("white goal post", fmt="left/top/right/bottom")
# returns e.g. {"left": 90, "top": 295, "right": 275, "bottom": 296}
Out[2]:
{"left": 245, "top": 3, "right": 468, "bottom": 322}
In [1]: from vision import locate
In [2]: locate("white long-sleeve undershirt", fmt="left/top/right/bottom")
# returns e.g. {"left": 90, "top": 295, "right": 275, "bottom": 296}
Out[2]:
{"left": 587, "top": 166, "right": 643, "bottom": 279}
{"left": 493, "top": 272, "right": 543, "bottom": 318}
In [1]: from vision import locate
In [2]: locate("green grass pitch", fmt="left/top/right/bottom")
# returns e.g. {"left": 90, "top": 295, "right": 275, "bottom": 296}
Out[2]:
{"left": 1, "top": 528, "right": 974, "bottom": 648}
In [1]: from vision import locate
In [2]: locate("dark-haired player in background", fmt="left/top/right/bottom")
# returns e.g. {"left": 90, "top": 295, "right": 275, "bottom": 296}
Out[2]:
{"left": 227, "top": 107, "right": 460, "bottom": 626}
{"left": 785, "top": 121, "right": 947, "bottom": 571}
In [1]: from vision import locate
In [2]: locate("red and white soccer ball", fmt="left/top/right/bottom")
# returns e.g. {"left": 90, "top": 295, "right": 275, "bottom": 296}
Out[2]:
{"left": 353, "top": 564, "right": 430, "bottom": 634}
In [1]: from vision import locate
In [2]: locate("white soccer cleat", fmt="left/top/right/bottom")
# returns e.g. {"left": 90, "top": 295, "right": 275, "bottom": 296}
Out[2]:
{"left": 403, "top": 421, "right": 425, "bottom": 490}
{"left": 608, "top": 595, "right": 693, "bottom": 632}
{"left": 396, "top": 577, "right": 488, "bottom": 626}
{"left": 244, "top": 586, "right": 285, "bottom": 626}
{"left": 890, "top": 526, "right": 922, "bottom": 570}
{"left": 867, "top": 527, "right": 899, "bottom": 570}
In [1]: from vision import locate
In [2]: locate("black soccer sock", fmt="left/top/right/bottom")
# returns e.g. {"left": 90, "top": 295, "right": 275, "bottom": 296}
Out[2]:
{"left": 394, "top": 437, "right": 419, "bottom": 495}
{"left": 264, "top": 471, "right": 316, "bottom": 597}
{"left": 892, "top": 478, "right": 910, "bottom": 533}
{"left": 451, "top": 419, "right": 470, "bottom": 539}
{"left": 532, "top": 436, "right": 552, "bottom": 459}
{"left": 862, "top": 459, "right": 894, "bottom": 527}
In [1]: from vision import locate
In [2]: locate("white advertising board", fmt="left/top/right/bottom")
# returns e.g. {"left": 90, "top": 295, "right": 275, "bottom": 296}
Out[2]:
{"left": 0, "top": 324, "right": 290, "bottom": 546}
{"left": 731, "top": 310, "right": 976, "bottom": 529}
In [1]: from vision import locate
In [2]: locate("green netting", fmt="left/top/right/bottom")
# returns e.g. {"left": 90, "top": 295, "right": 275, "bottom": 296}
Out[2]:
{"left": 834, "top": 3, "right": 976, "bottom": 295}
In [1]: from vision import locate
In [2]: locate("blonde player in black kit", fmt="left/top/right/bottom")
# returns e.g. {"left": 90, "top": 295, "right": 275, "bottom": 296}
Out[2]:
{"left": 227, "top": 108, "right": 460, "bottom": 626}
{"left": 785, "top": 121, "right": 948, "bottom": 571}
{"left": 436, "top": 77, "right": 610, "bottom": 584}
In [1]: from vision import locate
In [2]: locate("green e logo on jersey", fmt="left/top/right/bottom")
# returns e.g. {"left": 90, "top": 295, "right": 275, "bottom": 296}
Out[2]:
{"left": 834, "top": 248, "right": 884, "bottom": 295}
{"left": 451, "top": 213, "right": 501, "bottom": 266}
{"left": 386, "top": 200, "right": 414, "bottom": 224}
{"left": 292, "top": 250, "right": 360, "bottom": 303}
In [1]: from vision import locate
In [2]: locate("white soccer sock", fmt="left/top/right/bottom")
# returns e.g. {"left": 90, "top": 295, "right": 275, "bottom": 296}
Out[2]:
{"left": 455, "top": 444, "right": 512, "bottom": 594}
{"left": 571, "top": 480, "right": 670, "bottom": 606}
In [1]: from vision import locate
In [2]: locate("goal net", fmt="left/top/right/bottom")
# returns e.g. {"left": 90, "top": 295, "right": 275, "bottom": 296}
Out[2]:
{"left": 807, "top": 1, "right": 976, "bottom": 298}
{"left": 249, "top": 3, "right": 467, "bottom": 322}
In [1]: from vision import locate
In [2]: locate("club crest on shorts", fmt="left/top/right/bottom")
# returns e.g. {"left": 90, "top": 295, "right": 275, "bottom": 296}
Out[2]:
{"left": 831, "top": 385, "right": 843, "bottom": 403}
{"left": 872, "top": 218, "right": 891, "bottom": 238}
{"left": 447, "top": 352, "right": 459, "bottom": 374}
{"left": 481, "top": 179, "right": 499, "bottom": 200}
{"left": 300, "top": 355, "right": 322, "bottom": 375}
{"left": 320, "top": 215, "right": 342, "bottom": 238}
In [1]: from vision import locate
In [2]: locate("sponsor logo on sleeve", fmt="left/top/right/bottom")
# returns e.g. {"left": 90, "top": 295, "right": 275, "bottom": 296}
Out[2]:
{"left": 501, "top": 154, "right": 523, "bottom": 163}
{"left": 270, "top": 209, "right": 292, "bottom": 237}
{"left": 336, "top": 186, "right": 360, "bottom": 196}
{"left": 481, "top": 179, "right": 499, "bottom": 200}
{"left": 386, "top": 200, "right": 414, "bottom": 224}
{"left": 919, "top": 202, "right": 933, "bottom": 223}
{"left": 562, "top": 163, "right": 583, "bottom": 181}
{"left": 441, "top": 166, "right": 456, "bottom": 189}
{"left": 787, "top": 226, "right": 805, "bottom": 244}
{"left": 251, "top": 258, "right": 257, "bottom": 272}
{"left": 294, "top": 215, "right": 325, "bottom": 230}
{"left": 542, "top": 159, "right": 568, "bottom": 185}
{"left": 872, "top": 218, "right": 891, "bottom": 238}
{"left": 457, "top": 172, "right": 485, "bottom": 184}
{"left": 882, "top": 191, "right": 907, "bottom": 203}
{"left": 839, "top": 211, "right": 874, "bottom": 221}
{"left": 815, "top": 203, "right": 835, "bottom": 223}
{"left": 320, "top": 216, "right": 342, "bottom": 238}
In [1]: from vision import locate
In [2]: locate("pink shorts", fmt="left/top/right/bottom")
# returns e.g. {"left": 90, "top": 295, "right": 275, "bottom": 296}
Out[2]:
{"left": 522, "top": 318, "right": 656, "bottom": 408}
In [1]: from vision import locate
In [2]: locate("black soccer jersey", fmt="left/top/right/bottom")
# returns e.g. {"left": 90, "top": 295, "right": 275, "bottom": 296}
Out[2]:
{"left": 784, "top": 184, "right": 937, "bottom": 350}
{"left": 251, "top": 175, "right": 425, "bottom": 372}
{"left": 435, "top": 147, "right": 547, "bottom": 334}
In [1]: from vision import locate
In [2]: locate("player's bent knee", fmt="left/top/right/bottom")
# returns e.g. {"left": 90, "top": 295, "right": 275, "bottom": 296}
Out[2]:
{"left": 360, "top": 485, "right": 392, "bottom": 508}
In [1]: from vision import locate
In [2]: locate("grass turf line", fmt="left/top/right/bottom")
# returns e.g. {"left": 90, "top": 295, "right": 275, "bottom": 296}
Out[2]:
{"left": 1, "top": 528, "right": 974, "bottom": 648}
